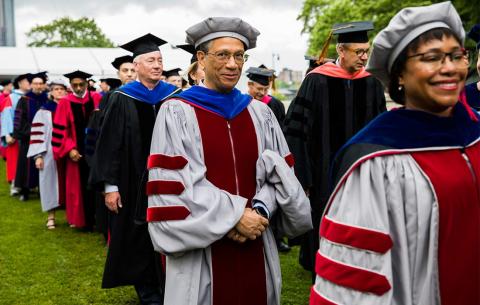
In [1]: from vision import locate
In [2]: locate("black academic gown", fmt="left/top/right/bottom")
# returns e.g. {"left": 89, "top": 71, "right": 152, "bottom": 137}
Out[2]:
{"left": 283, "top": 69, "right": 386, "bottom": 274}
{"left": 85, "top": 90, "right": 115, "bottom": 240}
{"left": 267, "top": 95, "right": 286, "bottom": 127}
{"left": 89, "top": 87, "right": 179, "bottom": 289}
{"left": 13, "top": 91, "right": 48, "bottom": 191}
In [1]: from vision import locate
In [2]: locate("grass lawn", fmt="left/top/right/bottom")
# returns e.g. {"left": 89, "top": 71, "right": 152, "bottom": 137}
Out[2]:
{"left": 0, "top": 160, "right": 311, "bottom": 304}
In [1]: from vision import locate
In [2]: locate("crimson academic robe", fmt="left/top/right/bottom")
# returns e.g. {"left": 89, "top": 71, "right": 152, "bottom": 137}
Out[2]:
{"left": 283, "top": 63, "right": 386, "bottom": 273}
{"left": 52, "top": 91, "right": 101, "bottom": 228}
{"left": 13, "top": 91, "right": 49, "bottom": 191}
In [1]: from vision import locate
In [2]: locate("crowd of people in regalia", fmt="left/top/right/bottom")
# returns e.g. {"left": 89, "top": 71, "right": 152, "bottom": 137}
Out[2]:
{"left": 0, "top": 2, "right": 479, "bottom": 305}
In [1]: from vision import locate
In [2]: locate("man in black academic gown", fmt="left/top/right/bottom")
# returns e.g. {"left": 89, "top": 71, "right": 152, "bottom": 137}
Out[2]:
{"left": 283, "top": 21, "right": 386, "bottom": 279}
{"left": 163, "top": 68, "right": 183, "bottom": 88}
{"left": 89, "top": 33, "right": 180, "bottom": 305}
{"left": 13, "top": 72, "right": 49, "bottom": 201}
{"left": 246, "top": 66, "right": 285, "bottom": 126}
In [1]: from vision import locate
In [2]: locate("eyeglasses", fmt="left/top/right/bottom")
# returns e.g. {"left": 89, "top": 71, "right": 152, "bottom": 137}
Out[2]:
{"left": 407, "top": 49, "right": 470, "bottom": 69}
{"left": 206, "top": 51, "right": 249, "bottom": 64}
{"left": 345, "top": 47, "right": 370, "bottom": 57}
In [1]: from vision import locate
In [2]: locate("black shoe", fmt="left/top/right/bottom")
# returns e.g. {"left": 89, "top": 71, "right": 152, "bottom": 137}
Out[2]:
{"left": 19, "top": 194, "right": 29, "bottom": 201}
{"left": 277, "top": 240, "right": 291, "bottom": 253}
{"left": 134, "top": 284, "right": 163, "bottom": 305}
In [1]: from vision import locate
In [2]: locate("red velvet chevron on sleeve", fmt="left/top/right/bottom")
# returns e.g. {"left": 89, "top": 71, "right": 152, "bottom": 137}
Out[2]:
{"left": 315, "top": 251, "right": 391, "bottom": 296}
{"left": 146, "top": 180, "right": 185, "bottom": 195}
{"left": 147, "top": 154, "right": 188, "bottom": 170}
{"left": 320, "top": 216, "right": 393, "bottom": 254}
{"left": 146, "top": 205, "right": 190, "bottom": 222}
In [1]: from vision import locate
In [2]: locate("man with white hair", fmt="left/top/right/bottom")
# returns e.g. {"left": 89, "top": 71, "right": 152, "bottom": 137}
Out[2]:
{"left": 146, "top": 17, "right": 312, "bottom": 305}
{"left": 89, "top": 33, "right": 180, "bottom": 305}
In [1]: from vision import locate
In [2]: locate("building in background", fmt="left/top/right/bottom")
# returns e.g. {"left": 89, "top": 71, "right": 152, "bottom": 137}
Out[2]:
{"left": 0, "top": 0, "right": 15, "bottom": 46}
{"left": 278, "top": 68, "right": 303, "bottom": 85}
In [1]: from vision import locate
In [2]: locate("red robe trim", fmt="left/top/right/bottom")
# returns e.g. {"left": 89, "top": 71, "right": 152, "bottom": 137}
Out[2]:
{"left": 309, "top": 62, "right": 371, "bottom": 80}
{"left": 309, "top": 286, "right": 339, "bottom": 305}
{"left": 146, "top": 206, "right": 190, "bottom": 222}
{"left": 194, "top": 106, "right": 268, "bottom": 305}
{"left": 147, "top": 154, "right": 188, "bottom": 170}
{"left": 315, "top": 251, "right": 391, "bottom": 295}
{"left": 146, "top": 180, "right": 185, "bottom": 195}
{"left": 411, "top": 146, "right": 480, "bottom": 305}
{"left": 284, "top": 153, "right": 295, "bottom": 168}
{"left": 320, "top": 215, "right": 393, "bottom": 254}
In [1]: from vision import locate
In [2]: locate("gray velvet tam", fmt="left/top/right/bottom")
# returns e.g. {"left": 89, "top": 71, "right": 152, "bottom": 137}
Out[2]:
{"left": 366, "top": 1, "right": 464, "bottom": 88}
{"left": 186, "top": 17, "right": 260, "bottom": 49}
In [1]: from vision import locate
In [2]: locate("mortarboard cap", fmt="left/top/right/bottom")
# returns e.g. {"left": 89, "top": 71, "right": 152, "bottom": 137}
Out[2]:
{"left": 367, "top": 1, "right": 464, "bottom": 88}
{"left": 111, "top": 55, "right": 134, "bottom": 70}
{"left": 103, "top": 78, "right": 122, "bottom": 90}
{"left": 176, "top": 44, "right": 197, "bottom": 64}
{"left": 246, "top": 67, "right": 273, "bottom": 86}
{"left": 186, "top": 17, "right": 260, "bottom": 49}
{"left": 333, "top": 21, "right": 374, "bottom": 43}
{"left": 120, "top": 33, "right": 167, "bottom": 58}
{"left": 64, "top": 70, "right": 93, "bottom": 81}
{"left": 304, "top": 55, "right": 320, "bottom": 68}
{"left": 163, "top": 68, "right": 182, "bottom": 79}
{"left": 13, "top": 73, "right": 32, "bottom": 89}
{"left": 29, "top": 71, "right": 48, "bottom": 82}
{"left": 467, "top": 24, "right": 480, "bottom": 50}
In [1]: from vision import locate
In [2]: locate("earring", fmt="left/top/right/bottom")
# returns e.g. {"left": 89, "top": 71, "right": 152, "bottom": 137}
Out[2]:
{"left": 398, "top": 85, "right": 403, "bottom": 91}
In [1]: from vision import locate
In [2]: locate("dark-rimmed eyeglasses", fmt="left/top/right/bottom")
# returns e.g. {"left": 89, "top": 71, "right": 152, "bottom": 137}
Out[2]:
{"left": 345, "top": 47, "right": 370, "bottom": 57}
{"left": 407, "top": 49, "right": 470, "bottom": 69}
{"left": 206, "top": 51, "right": 249, "bottom": 64}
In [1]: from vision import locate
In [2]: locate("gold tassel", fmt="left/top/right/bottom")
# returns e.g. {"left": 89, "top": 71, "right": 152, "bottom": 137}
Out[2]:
{"left": 317, "top": 30, "right": 333, "bottom": 65}
{"left": 317, "top": 24, "right": 355, "bottom": 65}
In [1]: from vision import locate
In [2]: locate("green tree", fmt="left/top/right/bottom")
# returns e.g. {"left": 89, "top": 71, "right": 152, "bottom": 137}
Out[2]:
{"left": 299, "top": 0, "right": 479, "bottom": 58}
{"left": 26, "top": 17, "right": 114, "bottom": 48}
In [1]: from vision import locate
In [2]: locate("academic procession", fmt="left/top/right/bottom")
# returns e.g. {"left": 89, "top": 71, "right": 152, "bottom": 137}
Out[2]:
{"left": 0, "top": 1, "right": 479, "bottom": 304}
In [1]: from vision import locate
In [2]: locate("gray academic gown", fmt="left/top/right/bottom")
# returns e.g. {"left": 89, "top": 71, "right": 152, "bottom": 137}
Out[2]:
{"left": 147, "top": 98, "right": 312, "bottom": 305}
{"left": 27, "top": 108, "right": 61, "bottom": 212}
{"left": 312, "top": 154, "right": 445, "bottom": 305}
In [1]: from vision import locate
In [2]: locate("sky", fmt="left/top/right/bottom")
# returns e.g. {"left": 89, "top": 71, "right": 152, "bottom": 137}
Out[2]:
{"left": 14, "top": 0, "right": 311, "bottom": 72}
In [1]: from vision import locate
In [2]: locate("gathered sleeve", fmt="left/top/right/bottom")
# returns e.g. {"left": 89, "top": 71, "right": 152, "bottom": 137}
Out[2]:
{"left": 1, "top": 96, "right": 14, "bottom": 140}
{"left": 51, "top": 99, "right": 76, "bottom": 159}
{"left": 26, "top": 110, "right": 48, "bottom": 158}
{"left": 255, "top": 149, "right": 312, "bottom": 238}
{"left": 12, "top": 97, "right": 29, "bottom": 140}
{"left": 310, "top": 154, "right": 439, "bottom": 305}
{"left": 147, "top": 100, "right": 247, "bottom": 255}
{"left": 248, "top": 101, "right": 311, "bottom": 234}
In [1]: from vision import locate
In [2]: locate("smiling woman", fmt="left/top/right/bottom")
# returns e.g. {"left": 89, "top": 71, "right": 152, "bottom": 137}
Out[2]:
{"left": 391, "top": 28, "right": 469, "bottom": 117}
{"left": 310, "top": 2, "right": 480, "bottom": 305}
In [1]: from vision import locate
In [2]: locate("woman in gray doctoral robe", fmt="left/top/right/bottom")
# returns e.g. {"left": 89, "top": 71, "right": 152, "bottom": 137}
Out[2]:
{"left": 27, "top": 82, "right": 66, "bottom": 229}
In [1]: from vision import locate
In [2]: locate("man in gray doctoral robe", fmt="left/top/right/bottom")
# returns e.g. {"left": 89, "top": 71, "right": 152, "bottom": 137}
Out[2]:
{"left": 146, "top": 17, "right": 312, "bottom": 305}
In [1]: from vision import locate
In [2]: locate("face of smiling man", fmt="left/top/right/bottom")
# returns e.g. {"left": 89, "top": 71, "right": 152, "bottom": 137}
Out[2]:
{"left": 198, "top": 37, "right": 246, "bottom": 93}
